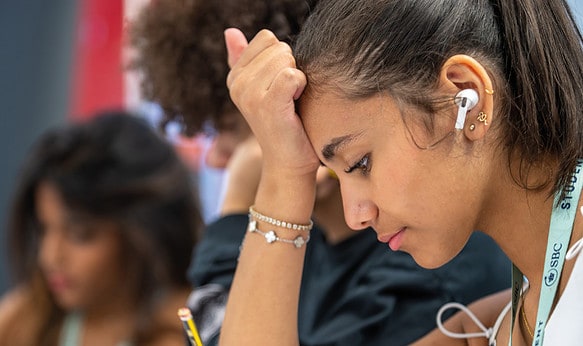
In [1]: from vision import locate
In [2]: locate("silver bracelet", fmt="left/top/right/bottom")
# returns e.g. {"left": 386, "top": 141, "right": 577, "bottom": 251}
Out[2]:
{"left": 248, "top": 205, "right": 313, "bottom": 232}
{"left": 248, "top": 220, "right": 310, "bottom": 248}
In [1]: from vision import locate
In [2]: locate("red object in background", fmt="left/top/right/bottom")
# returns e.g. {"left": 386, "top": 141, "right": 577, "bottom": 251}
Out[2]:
{"left": 173, "top": 135, "right": 206, "bottom": 172}
{"left": 69, "top": 0, "right": 124, "bottom": 121}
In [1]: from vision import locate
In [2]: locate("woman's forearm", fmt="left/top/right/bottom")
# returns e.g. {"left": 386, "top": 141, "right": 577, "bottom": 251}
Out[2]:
{"left": 219, "top": 171, "right": 316, "bottom": 346}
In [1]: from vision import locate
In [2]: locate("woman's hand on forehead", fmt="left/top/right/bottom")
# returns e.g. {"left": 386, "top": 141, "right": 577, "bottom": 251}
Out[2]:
{"left": 225, "top": 28, "right": 320, "bottom": 178}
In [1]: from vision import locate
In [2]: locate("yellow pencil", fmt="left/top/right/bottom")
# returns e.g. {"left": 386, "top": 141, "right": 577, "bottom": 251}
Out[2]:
{"left": 177, "top": 307, "right": 203, "bottom": 346}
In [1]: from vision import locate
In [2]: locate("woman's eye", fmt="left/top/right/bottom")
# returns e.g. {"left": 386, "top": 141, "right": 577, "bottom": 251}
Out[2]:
{"left": 67, "top": 224, "right": 96, "bottom": 243}
{"left": 345, "top": 154, "right": 371, "bottom": 175}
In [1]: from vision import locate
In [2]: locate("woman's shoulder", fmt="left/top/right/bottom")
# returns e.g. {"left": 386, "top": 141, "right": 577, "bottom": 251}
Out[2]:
{"left": 0, "top": 287, "right": 29, "bottom": 322}
{"left": 0, "top": 287, "right": 32, "bottom": 341}
{"left": 411, "top": 288, "right": 511, "bottom": 346}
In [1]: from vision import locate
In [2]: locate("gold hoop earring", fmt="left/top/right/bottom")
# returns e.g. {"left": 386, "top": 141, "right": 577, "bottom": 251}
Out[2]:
{"left": 485, "top": 88, "right": 495, "bottom": 95}
{"left": 477, "top": 112, "right": 488, "bottom": 126}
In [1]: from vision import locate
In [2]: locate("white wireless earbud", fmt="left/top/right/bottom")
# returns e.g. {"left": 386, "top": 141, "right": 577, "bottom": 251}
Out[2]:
{"left": 454, "top": 89, "right": 479, "bottom": 130}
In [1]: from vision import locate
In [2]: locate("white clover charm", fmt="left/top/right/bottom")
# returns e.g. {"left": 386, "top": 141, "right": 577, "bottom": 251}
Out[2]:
{"left": 293, "top": 236, "right": 305, "bottom": 248}
{"left": 265, "top": 230, "right": 277, "bottom": 243}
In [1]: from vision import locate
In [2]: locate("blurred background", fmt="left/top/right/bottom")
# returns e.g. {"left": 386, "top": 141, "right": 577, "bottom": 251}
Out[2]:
{"left": 0, "top": 0, "right": 582, "bottom": 295}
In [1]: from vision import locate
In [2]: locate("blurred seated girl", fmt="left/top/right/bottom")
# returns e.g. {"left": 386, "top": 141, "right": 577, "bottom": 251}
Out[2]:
{"left": 0, "top": 112, "right": 202, "bottom": 345}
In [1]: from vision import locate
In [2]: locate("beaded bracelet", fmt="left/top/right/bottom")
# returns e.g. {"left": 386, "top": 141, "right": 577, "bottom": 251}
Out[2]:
{"left": 248, "top": 205, "right": 313, "bottom": 232}
{"left": 248, "top": 220, "right": 310, "bottom": 248}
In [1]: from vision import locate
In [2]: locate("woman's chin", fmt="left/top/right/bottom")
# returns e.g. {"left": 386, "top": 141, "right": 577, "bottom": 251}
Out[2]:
{"left": 52, "top": 293, "right": 81, "bottom": 311}
{"left": 410, "top": 251, "right": 454, "bottom": 270}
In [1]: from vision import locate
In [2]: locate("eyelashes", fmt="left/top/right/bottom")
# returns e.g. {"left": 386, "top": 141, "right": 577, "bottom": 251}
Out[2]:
{"left": 345, "top": 154, "right": 371, "bottom": 175}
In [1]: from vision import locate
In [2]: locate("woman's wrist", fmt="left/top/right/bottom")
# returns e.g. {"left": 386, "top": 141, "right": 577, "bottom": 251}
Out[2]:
{"left": 253, "top": 167, "right": 317, "bottom": 225}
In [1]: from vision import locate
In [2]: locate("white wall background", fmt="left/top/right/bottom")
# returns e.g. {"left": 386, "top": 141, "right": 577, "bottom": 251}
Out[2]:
{"left": 569, "top": 0, "right": 583, "bottom": 29}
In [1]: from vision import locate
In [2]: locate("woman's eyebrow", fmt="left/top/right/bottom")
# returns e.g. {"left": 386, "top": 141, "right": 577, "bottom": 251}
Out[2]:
{"left": 321, "top": 132, "right": 363, "bottom": 160}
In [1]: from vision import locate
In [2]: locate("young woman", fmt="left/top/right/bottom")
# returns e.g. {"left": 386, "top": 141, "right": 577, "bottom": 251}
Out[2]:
{"left": 0, "top": 113, "right": 203, "bottom": 345}
{"left": 220, "top": 0, "right": 583, "bottom": 345}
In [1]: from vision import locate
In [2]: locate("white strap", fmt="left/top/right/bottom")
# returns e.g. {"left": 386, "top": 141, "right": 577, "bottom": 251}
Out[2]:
{"left": 437, "top": 299, "right": 513, "bottom": 346}
{"left": 436, "top": 302, "right": 493, "bottom": 340}
{"left": 566, "top": 237, "right": 583, "bottom": 260}
{"left": 566, "top": 207, "right": 583, "bottom": 260}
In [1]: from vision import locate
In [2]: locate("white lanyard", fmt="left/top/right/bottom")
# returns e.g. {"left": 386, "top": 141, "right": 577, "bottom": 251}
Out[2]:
{"left": 509, "top": 160, "right": 583, "bottom": 346}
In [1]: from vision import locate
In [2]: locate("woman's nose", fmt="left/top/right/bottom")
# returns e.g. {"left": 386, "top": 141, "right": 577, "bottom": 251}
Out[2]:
{"left": 340, "top": 184, "right": 377, "bottom": 230}
{"left": 39, "top": 230, "right": 65, "bottom": 268}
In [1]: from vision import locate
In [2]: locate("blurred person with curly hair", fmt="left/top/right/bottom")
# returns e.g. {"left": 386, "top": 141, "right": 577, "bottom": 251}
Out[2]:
{"left": 129, "top": 0, "right": 310, "bottom": 167}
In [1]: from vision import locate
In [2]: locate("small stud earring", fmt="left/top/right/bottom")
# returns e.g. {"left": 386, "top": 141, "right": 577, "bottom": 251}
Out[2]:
{"left": 477, "top": 112, "right": 488, "bottom": 126}
{"left": 469, "top": 124, "right": 476, "bottom": 131}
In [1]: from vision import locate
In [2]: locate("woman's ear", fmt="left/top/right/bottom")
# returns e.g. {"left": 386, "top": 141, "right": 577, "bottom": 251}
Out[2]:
{"left": 438, "top": 55, "right": 495, "bottom": 141}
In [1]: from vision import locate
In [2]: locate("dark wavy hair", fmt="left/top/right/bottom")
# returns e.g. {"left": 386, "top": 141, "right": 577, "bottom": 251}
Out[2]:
{"left": 128, "top": 0, "right": 315, "bottom": 135}
{"left": 295, "top": 0, "right": 583, "bottom": 198}
{"left": 3, "top": 112, "right": 202, "bottom": 345}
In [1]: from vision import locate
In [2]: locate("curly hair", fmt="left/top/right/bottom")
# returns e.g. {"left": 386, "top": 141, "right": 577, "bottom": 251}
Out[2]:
{"left": 129, "top": 0, "right": 314, "bottom": 136}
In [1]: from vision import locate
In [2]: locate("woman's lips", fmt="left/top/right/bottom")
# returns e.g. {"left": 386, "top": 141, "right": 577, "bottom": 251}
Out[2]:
{"left": 46, "top": 274, "right": 72, "bottom": 293}
{"left": 378, "top": 228, "right": 406, "bottom": 251}
{"left": 388, "top": 229, "right": 406, "bottom": 251}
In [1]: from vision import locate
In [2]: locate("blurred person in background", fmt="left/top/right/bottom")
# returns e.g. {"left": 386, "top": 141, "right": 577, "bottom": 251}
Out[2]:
{"left": 128, "top": 0, "right": 510, "bottom": 345}
{"left": 128, "top": 0, "right": 311, "bottom": 169}
{"left": 0, "top": 112, "right": 203, "bottom": 346}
